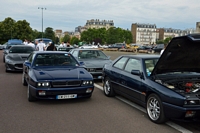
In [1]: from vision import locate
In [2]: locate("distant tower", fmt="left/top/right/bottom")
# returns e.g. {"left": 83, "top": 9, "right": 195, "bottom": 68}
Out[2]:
{"left": 196, "top": 22, "right": 200, "bottom": 33}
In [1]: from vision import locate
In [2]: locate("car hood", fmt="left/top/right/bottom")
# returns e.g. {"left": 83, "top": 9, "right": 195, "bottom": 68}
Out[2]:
{"left": 81, "top": 59, "right": 112, "bottom": 68}
{"left": 7, "top": 53, "right": 30, "bottom": 61}
{"left": 33, "top": 67, "right": 92, "bottom": 80}
{"left": 151, "top": 34, "right": 200, "bottom": 75}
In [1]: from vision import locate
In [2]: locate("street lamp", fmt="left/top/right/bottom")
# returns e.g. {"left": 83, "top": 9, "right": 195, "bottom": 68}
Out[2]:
{"left": 38, "top": 7, "right": 46, "bottom": 39}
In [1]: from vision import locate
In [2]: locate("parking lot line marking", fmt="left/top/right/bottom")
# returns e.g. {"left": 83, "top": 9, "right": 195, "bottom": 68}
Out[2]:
{"left": 94, "top": 83, "right": 193, "bottom": 133}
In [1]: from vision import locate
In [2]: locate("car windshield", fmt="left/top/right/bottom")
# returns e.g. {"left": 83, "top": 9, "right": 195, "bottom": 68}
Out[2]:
{"left": 9, "top": 47, "right": 34, "bottom": 53}
{"left": 78, "top": 50, "right": 108, "bottom": 59}
{"left": 145, "top": 59, "right": 159, "bottom": 76}
{"left": 33, "top": 53, "right": 78, "bottom": 66}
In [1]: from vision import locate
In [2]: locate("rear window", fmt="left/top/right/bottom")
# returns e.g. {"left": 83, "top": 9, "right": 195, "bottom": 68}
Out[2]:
{"left": 34, "top": 53, "right": 78, "bottom": 66}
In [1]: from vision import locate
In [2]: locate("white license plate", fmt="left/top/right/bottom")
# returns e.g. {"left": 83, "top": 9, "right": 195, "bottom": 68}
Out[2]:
{"left": 56, "top": 94, "right": 77, "bottom": 99}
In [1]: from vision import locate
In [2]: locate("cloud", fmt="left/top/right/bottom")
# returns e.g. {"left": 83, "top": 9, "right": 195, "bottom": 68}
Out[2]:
{"left": 0, "top": 0, "right": 199, "bottom": 31}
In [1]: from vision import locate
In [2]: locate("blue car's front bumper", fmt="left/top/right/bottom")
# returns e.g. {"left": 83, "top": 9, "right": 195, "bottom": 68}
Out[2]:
{"left": 29, "top": 84, "right": 94, "bottom": 100}
{"left": 163, "top": 102, "right": 200, "bottom": 120}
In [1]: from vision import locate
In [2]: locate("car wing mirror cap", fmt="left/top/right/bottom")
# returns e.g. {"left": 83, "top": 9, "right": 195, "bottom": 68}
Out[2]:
{"left": 24, "top": 61, "right": 31, "bottom": 67}
{"left": 131, "top": 70, "right": 141, "bottom": 76}
{"left": 79, "top": 61, "right": 85, "bottom": 66}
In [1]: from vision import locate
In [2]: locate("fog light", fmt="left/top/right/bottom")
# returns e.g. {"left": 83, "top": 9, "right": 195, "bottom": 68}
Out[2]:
{"left": 185, "top": 111, "right": 196, "bottom": 117}
{"left": 86, "top": 88, "right": 93, "bottom": 93}
{"left": 38, "top": 90, "right": 46, "bottom": 96}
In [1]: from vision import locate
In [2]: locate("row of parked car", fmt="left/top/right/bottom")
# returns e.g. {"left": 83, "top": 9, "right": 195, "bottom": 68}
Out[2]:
{"left": 107, "top": 43, "right": 165, "bottom": 53}
{"left": 2, "top": 34, "right": 200, "bottom": 124}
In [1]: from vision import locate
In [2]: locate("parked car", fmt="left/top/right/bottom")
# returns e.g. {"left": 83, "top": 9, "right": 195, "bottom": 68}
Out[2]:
{"left": 102, "top": 34, "right": 200, "bottom": 124}
{"left": 5, "top": 39, "right": 23, "bottom": 49}
{"left": 70, "top": 49, "right": 112, "bottom": 79}
{"left": 57, "top": 46, "right": 74, "bottom": 52}
{"left": 136, "top": 45, "right": 152, "bottom": 53}
{"left": 150, "top": 44, "right": 164, "bottom": 53}
{"left": 0, "top": 43, "right": 7, "bottom": 50}
{"left": 79, "top": 44, "right": 98, "bottom": 49}
{"left": 108, "top": 43, "right": 126, "bottom": 50}
{"left": 22, "top": 51, "right": 94, "bottom": 102}
{"left": 4, "top": 45, "right": 35, "bottom": 72}
{"left": 3, "top": 43, "right": 24, "bottom": 63}
{"left": 34, "top": 38, "right": 52, "bottom": 45}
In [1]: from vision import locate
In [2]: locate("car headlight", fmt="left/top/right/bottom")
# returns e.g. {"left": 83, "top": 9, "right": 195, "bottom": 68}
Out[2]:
{"left": 6, "top": 58, "right": 13, "bottom": 63}
{"left": 82, "top": 80, "right": 93, "bottom": 86}
{"left": 37, "top": 82, "right": 50, "bottom": 87}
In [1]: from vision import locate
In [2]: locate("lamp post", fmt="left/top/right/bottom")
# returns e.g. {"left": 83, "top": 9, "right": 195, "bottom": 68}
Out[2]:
{"left": 38, "top": 7, "right": 46, "bottom": 40}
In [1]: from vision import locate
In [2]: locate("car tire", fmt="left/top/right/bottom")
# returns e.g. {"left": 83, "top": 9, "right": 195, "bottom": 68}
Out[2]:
{"left": 146, "top": 94, "right": 167, "bottom": 124}
{"left": 3, "top": 57, "right": 5, "bottom": 63}
{"left": 27, "top": 84, "right": 36, "bottom": 102}
{"left": 22, "top": 73, "right": 28, "bottom": 86}
{"left": 5, "top": 65, "right": 8, "bottom": 72}
{"left": 103, "top": 77, "right": 115, "bottom": 97}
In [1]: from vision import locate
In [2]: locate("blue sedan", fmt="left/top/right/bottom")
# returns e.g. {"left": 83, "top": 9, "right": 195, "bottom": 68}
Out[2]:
{"left": 22, "top": 51, "right": 94, "bottom": 102}
{"left": 102, "top": 34, "right": 200, "bottom": 124}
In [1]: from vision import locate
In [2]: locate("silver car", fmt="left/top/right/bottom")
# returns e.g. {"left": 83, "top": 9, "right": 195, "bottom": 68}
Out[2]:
{"left": 70, "top": 49, "right": 112, "bottom": 79}
{"left": 4, "top": 45, "right": 35, "bottom": 72}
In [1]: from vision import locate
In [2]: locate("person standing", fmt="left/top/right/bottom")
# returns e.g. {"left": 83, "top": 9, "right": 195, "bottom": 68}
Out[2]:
{"left": 23, "top": 39, "right": 28, "bottom": 45}
{"left": 46, "top": 42, "right": 57, "bottom": 51}
{"left": 36, "top": 39, "right": 46, "bottom": 51}
{"left": 27, "top": 40, "right": 36, "bottom": 49}
{"left": 60, "top": 42, "right": 66, "bottom": 47}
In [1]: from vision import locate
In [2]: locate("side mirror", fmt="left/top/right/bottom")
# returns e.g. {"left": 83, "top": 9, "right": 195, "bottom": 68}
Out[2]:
{"left": 24, "top": 61, "right": 31, "bottom": 68}
{"left": 79, "top": 61, "right": 85, "bottom": 66}
{"left": 131, "top": 70, "right": 141, "bottom": 76}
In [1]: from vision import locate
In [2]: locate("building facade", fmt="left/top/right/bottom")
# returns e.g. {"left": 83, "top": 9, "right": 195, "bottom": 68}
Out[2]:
{"left": 131, "top": 23, "right": 157, "bottom": 45}
{"left": 85, "top": 19, "right": 114, "bottom": 30}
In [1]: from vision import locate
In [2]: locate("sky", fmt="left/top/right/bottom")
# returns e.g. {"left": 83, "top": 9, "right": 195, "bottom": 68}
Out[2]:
{"left": 0, "top": 0, "right": 199, "bottom": 32}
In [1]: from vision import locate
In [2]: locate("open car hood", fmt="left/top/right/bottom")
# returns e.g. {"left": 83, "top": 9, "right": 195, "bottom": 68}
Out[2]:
{"left": 151, "top": 34, "right": 200, "bottom": 75}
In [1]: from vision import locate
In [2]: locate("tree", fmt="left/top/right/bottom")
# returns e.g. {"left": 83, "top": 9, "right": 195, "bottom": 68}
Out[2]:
{"left": 14, "top": 20, "right": 33, "bottom": 41}
{"left": 0, "top": 17, "right": 16, "bottom": 43}
{"left": 44, "top": 27, "right": 56, "bottom": 43}
{"left": 70, "top": 36, "right": 79, "bottom": 45}
{"left": 61, "top": 34, "right": 70, "bottom": 43}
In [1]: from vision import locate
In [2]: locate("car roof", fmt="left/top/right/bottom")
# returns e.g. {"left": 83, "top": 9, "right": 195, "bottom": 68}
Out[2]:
{"left": 121, "top": 54, "right": 160, "bottom": 59}
{"left": 73, "top": 48, "right": 101, "bottom": 51}
{"left": 33, "top": 51, "right": 70, "bottom": 54}
{"left": 10, "top": 45, "right": 31, "bottom": 47}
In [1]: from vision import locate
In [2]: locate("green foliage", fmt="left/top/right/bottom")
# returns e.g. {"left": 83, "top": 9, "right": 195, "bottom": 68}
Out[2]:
{"left": 156, "top": 40, "right": 164, "bottom": 44}
{"left": 80, "top": 27, "right": 132, "bottom": 45}
{"left": 55, "top": 37, "right": 60, "bottom": 44}
{"left": 0, "top": 17, "right": 57, "bottom": 44}
{"left": 61, "top": 34, "right": 70, "bottom": 43}
{"left": 0, "top": 17, "right": 16, "bottom": 43}
{"left": 106, "top": 27, "right": 132, "bottom": 44}
{"left": 156, "top": 37, "right": 172, "bottom": 45}
{"left": 44, "top": 27, "right": 56, "bottom": 43}
{"left": 70, "top": 36, "right": 79, "bottom": 45}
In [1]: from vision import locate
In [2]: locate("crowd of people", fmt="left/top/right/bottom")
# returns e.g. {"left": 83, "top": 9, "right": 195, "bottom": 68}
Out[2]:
{"left": 23, "top": 39, "right": 71, "bottom": 51}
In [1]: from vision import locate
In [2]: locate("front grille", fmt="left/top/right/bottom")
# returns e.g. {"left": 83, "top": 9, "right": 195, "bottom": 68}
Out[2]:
{"left": 52, "top": 80, "right": 81, "bottom": 87}
{"left": 14, "top": 64, "right": 23, "bottom": 69}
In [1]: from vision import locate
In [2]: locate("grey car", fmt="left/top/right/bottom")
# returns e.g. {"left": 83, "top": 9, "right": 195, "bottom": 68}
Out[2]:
{"left": 70, "top": 49, "right": 112, "bottom": 79}
{"left": 4, "top": 45, "right": 35, "bottom": 72}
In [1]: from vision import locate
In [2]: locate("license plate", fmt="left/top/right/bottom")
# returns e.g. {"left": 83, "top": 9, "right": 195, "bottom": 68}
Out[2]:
{"left": 56, "top": 94, "right": 77, "bottom": 99}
